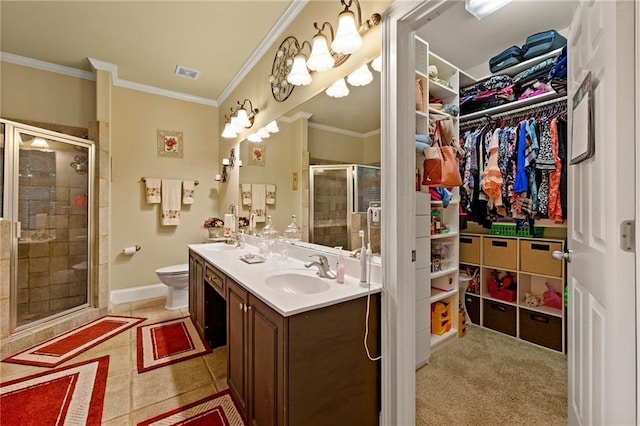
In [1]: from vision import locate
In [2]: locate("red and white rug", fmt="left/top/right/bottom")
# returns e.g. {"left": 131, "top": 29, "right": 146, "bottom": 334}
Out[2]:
{"left": 2, "top": 315, "right": 145, "bottom": 368}
{"left": 137, "top": 316, "right": 211, "bottom": 373}
{"left": 0, "top": 355, "right": 109, "bottom": 425}
{"left": 138, "top": 389, "right": 245, "bottom": 426}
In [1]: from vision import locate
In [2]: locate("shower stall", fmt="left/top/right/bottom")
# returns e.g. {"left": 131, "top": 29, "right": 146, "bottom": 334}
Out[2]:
{"left": 1, "top": 119, "right": 94, "bottom": 333}
{"left": 309, "top": 164, "right": 381, "bottom": 251}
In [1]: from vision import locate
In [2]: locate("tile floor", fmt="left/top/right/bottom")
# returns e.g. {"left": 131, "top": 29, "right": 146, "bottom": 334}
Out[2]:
{"left": 0, "top": 297, "right": 229, "bottom": 425}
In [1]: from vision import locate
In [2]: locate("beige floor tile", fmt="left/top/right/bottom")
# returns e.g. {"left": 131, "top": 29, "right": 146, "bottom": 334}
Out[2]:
{"left": 0, "top": 363, "right": 47, "bottom": 383}
{"left": 135, "top": 307, "right": 186, "bottom": 325}
{"left": 203, "top": 346, "right": 228, "bottom": 383}
{"left": 131, "top": 384, "right": 219, "bottom": 425}
{"left": 109, "top": 302, "right": 132, "bottom": 315}
{"left": 70, "top": 340, "right": 132, "bottom": 377}
{"left": 132, "top": 357, "right": 215, "bottom": 410}
{"left": 131, "top": 297, "right": 166, "bottom": 311}
{"left": 102, "top": 414, "right": 131, "bottom": 426}
{"left": 103, "top": 372, "right": 132, "bottom": 421}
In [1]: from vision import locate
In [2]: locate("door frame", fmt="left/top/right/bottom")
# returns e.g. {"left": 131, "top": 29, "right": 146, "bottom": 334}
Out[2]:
{"left": 636, "top": 2, "right": 640, "bottom": 419}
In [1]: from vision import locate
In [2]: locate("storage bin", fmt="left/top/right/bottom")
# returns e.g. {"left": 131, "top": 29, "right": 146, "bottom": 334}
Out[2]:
{"left": 519, "top": 308, "right": 563, "bottom": 351}
{"left": 487, "top": 271, "right": 517, "bottom": 303}
{"left": 483, "top": 237, "right": 517, "bottom": 270}
{"left": 431, "top": 301, "right": 452, "bottom": 335}
{"left": 482, "top": 299, "right": 516, "bottom": 337}
{"left": 465, "top": 294, "right": 480, "bottom": 325}
{"left": 520, "top": 240, "right": 564, "bottom": 277}
{"left": 460, "top": 235, "right": 480, "bottom": 264}
{"left": 490, "top": 223, "right": 543, "bottom": 237}
{"left": 431, "top": 241, "right": 453, "bottom": 272}
{"left": 432, "top": 274, "right": 456, "bottom": 292}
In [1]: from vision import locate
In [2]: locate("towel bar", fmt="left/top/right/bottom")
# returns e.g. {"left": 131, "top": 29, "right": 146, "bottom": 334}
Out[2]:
{"left": 141, "top": 177, "right": 199, "bottom": 185}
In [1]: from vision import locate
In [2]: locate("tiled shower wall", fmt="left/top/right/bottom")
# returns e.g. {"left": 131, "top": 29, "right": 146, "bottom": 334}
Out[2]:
{"left": 312, "top": 172, "right": 349, "bottom": 249}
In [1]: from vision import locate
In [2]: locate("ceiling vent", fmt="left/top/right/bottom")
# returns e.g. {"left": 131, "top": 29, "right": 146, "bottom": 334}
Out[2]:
{"left": 175, "top": 65, "right": 200, "bottom": 80}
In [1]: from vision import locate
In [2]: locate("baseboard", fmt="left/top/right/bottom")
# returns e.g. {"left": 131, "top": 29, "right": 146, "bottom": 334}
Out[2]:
{"left": 110, "top": 284, "right": 167, "bottom": 305}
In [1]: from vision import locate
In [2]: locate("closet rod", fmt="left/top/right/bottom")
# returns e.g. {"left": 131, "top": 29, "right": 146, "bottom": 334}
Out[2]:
{"left": 141, "top": 177, "right": 199, "bottom": 185}
{"left": 460, "top": 96, "right": 567, "bottom": 128}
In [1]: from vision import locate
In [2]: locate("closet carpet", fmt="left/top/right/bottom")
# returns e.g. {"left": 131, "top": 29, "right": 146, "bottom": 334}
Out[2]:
{"left": 416, "top": 325, "right": 567, "bottom": 425}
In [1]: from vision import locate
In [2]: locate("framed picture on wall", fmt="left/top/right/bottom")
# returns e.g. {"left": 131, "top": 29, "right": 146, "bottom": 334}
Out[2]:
{"left": 157, "top": 129, "right": 183, "bottom": 158}
{"left": 248, "top": 142, "right": 266, "bottom": 166}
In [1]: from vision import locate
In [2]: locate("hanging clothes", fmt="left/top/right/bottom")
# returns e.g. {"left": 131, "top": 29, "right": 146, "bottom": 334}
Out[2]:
{"left": 547, "top": 117, "right": 563, "bottom": 223}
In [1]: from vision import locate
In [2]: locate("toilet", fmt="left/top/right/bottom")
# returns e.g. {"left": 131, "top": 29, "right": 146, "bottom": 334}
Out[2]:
{"left": 155, "top": 264, "right": 189, "bottom": 310}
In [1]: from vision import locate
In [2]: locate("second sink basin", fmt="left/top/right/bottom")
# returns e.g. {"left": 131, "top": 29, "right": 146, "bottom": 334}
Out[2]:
{"left": 264, "top": 271, "right": 331, "bottom": 295}
{"left": 202, "top": 243, "right": 238, "bottom": 252}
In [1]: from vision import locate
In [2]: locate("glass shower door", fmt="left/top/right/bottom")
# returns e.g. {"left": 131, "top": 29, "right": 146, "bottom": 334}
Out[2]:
{"left": 13, "top": 128, "right": 92, "bottom": 328}
{"left": 309, "top": 165, "right": 352, "bottom": 249}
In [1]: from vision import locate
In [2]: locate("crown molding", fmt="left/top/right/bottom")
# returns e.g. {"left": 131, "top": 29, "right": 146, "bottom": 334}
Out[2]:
{"left": 1, "top": 52, "right": 95, "bottom": 81}
{"left": 309, "top": 121, "right": 380, "bottom": 139}
{"left": 216, "top": 0, "right": 310, "bottom": 105}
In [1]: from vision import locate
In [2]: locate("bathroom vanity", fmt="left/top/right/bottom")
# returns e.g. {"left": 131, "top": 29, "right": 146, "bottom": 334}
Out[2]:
{"left": 188, "top": 243, "right": 381, "bottom": 426}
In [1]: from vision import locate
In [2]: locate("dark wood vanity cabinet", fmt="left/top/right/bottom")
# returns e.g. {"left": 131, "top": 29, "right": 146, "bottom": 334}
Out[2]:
{"left": 188, "top": 252, "right": 205, "bottom": 336}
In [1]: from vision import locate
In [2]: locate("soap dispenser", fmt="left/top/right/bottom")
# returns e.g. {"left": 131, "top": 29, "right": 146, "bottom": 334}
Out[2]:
{"left": 334, "top": 246, "right": 345, "bottom": 284}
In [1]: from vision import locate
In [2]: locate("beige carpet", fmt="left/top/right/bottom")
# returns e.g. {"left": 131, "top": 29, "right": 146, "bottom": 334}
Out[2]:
{"left": 416, "top": 325, "right": 567, "bottom": 426}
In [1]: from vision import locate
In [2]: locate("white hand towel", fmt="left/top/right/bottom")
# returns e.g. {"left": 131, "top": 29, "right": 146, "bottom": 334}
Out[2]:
{"left": 182, "top": 180, "right": 195, "bottom": 205}
{"left": 161, "top": 179, "right": 182, "bottom": 226}
{"left": 223, "top": 213, "right": 236, "bottom": 237}
{"left": 241, "top": 184, "right": 252, "bottom": 206}
{"left": 266, "top": 184, "right": 276, "bottom": 205}
{"left": 145, "top": 178, "right": 161, "bottom": 204}
{"left": 251, "top": 184, "right": 266, "bottom": 223}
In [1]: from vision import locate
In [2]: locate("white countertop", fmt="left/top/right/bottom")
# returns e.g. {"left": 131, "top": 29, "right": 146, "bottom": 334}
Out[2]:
{"left": 188, "top": 242, "right": 382, "bottom": 317}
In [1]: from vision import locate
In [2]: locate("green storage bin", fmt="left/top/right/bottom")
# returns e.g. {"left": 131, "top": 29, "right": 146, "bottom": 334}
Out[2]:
{"left": 489, "top": 223, "right": 543, "bottom": 238}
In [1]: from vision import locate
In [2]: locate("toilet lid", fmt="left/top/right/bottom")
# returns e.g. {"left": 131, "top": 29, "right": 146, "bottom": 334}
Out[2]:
{"left": 156, "top": 264, "right": 189, "bottom": 275}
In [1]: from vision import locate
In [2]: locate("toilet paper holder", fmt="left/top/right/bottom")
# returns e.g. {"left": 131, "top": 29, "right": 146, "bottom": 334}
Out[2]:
{"left": 122, "top": 245, "right": 141, "bottom": 255}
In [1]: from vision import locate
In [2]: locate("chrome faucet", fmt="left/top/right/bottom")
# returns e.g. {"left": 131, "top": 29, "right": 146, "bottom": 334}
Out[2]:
{"left": 305, "top": 255, "right": 336, "bottom": 279}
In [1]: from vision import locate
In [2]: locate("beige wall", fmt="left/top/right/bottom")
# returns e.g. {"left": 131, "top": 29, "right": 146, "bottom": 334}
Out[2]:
{"left": 362, "top": 132, "right": 382, "bottom": 165}
{"left": 110, "top": 87, "right": 219, "bottom": 290}
{"left": 309, "top": 127, "right": 381, "bottom": 165}
{"left": 0, "top": 62, "right": 96, "bottom": 128}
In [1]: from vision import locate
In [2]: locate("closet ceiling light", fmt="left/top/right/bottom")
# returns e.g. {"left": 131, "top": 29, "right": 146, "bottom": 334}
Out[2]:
{"left": 247, "top": 133, "right": 262, "bottom": 143}
{"left": 307, "top": 33, "right": 335, "bottom": 72}
{"left": 31, "top": 137, "right": 49, "bottom": 148}
{"left": 265, "top": 120, "right": 279, "bottom": 133}
{"left": 465, "top": 0, "right": 512, "bottom": 19}
{"left": 371, "top": 55, "right": 382, "bottom": 72}
{"left": 221, "top": 122, "right": 238, "bottom": 139}
{"left": 347, "top": 63, "right": 373, "bottom": 86}
{"left": 326, "top": 78, "right": 350, "bottom": 98}
{"left": 287, "top": 53, "right": 313, "bottom": 86}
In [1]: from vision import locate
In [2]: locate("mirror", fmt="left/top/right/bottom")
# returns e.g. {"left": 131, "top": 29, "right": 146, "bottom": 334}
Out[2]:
{"left": 238, "top": 65, "right": 381, "bottom": 253}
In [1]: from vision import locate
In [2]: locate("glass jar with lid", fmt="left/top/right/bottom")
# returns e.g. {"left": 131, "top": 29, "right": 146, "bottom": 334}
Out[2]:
{"left": 283, "top": 215, "right": 302, "bottom": 242}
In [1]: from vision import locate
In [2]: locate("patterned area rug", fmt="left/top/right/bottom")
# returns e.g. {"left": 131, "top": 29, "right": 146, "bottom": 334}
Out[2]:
{"left": 137, "top": 316, "right": 211, "bottom": 373}
{"left": 0, "top": 355, "right": 110, "bottom": 425}
{"left": 2, "top": 315, "right": 145, "bottom": 367}
{"left": 138, "top": 389, "right": 245, "bottom": 426}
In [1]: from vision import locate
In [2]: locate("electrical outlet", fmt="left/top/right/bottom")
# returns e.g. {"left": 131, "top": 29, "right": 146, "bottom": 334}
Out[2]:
{"left": 372, "top": 208, "right": 380, "bottom": 223}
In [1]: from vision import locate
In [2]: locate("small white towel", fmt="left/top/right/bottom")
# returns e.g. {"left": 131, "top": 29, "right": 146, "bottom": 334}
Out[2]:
{"left": 182, "top": 180, "right": 195, "bottom": 205}
{"left": 266, "top": 184, "right": 276, "bottom": 205}
{"left": 241, "top": 184, "right": 252, "bottom": 206}
{"left": 145, "top": 178, "right": 161, "bottom": 204}
{"left": 161, "top": 179, "right": 182, "bottom": 226}
{"left": 252, "top": 184, "right": 266, "bottom": 223}
{"left": 223, "top": 213, "right": 236, "bottom": 237}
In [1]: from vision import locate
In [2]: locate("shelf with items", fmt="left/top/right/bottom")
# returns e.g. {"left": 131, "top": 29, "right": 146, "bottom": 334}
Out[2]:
{"left": 431, "top": 288, "right": 458, "bottom": 304}
{"left": 459, "top": 92, "right": 566, "bottom": 121}
{"left": 518, "top": 273, "right": 564, "bottom": 318}
{"left": 477, "top": 47, "right": 564, "bottom": 81}
{"left": 482, "top": 268, "right": 518, "bottom": 305}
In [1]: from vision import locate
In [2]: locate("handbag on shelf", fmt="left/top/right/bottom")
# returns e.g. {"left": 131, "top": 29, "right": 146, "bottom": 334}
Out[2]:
{"left": 415, "top": 78, "right": 426, "bottom": 112}
{"left": 422, "top": 120, "right": 462, "bottom": 187}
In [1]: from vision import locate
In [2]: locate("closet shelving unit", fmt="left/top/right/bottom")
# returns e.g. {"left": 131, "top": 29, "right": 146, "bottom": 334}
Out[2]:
{"left": 415, "top": 36, "right": 462, "bottom": 368}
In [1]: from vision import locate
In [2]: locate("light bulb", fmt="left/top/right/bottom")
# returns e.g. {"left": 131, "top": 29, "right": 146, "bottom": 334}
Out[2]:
{"left": 347, "top": 63, "right": 373, "bottom": 86}
{"left": 31, "top": 137, "right": 50, "bottom": 148}
{"left": 230, "top": 116, "right": 243, "bottom": 133}
{"left": 371, "top": 55, "right": 382, "bottom": 72}
{"left": 287, "top": 54, "right": 312, "bottom": 86}
{"left": 331, "top": 10, "right": 362, "bottom": 54}
{"left": 265, "top": 120, "right": 279, "bottom": 133}
{"left": 221, "top": 122, "right": 238, "bottom": 139}
{"left": 247, "top": 133, "right": 262, "bottom": 143}
{"left": 307, "top": 33, "right": 335, "bottom": 72}
{"left": 326, "top": 78, "right": 350, "bottom": 98}
{"left": 235, "top": 108, "right": 251, "bottom": 128}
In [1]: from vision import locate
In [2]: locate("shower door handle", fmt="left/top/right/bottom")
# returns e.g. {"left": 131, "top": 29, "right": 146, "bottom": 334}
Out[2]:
{"left": 15, "top": 221, "right": 21, "bottom": 239}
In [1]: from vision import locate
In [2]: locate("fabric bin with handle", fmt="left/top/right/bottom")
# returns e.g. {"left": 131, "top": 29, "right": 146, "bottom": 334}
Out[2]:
{"left": 489, "top": 45, "right": 524, "bottom": 73}
{"left": 482, "top": 299, "right": 516, "bottom": 337}
{"left": 460, "top": 235, "right": 480, "bottom": 264}
{"left": 521, "top": 30, "right": 567, "bottom": 60}
{"left": 482, "top": 237, "right": 517, "bottom": 270}
{"left": 465, "top": 294, "right": 480, "bottom": 325}
{"left": 520, "top": 239, "right": 564, "bottom": 277}
{"left": 519, "top": 308, "right": 563, "bottom": 351}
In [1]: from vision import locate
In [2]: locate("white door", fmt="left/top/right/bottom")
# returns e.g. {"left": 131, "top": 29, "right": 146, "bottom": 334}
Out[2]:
{"left": 567, "top": 1, "right": 636, "bottom": 425}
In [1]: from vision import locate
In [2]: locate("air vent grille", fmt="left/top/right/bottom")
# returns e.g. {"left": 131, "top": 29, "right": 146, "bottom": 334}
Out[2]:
{"left": 175, "top": 65, "right": 200, "bottom": 80}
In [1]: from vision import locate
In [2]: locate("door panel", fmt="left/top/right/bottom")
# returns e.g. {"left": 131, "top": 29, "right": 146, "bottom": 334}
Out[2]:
{"left": 227, "top": 280, "right": 248, "bottom": 415}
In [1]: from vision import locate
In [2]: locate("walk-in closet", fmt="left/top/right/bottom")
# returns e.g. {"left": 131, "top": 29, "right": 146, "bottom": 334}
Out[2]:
{"left": 412, "top": 2, "right": 574, "bottom": 424}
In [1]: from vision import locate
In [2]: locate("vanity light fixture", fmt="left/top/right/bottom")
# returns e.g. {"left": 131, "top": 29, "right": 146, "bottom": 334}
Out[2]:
{"left": 247, "top": 133, "right": 262, "bottom": 143}
{"left": 371, "top": 55, "right": 382, "bottom": 72}
{"left": 256, "top": 128, "right": 270, "bottom": 139}
{"left": 221, "top": 121, "right": 238, "bottom": 139}
{"left": 265, "top": 120, "right": 280, "bottom": 133}
{"left": 332, "top": 0, "right": 382, "bottom": 54}
{"left": 221, "top": 99, "right": 259, "bottom": 139}
{"left": 326, "top": 77, "right": 350, "bottom": 98}
{"left": 347, "top": 63, "right": 373, "bottom": 86}
{"left": 307, "top": 22, "right": 336, "bottom": 72}
{"left": 287, "top": 52, "right": 313, "bottom": 86}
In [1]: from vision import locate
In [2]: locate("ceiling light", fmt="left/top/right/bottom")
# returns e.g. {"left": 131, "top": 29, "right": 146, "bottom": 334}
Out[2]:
{"left": 332, "top": 9, "right": 362, "bottom": 54}
{"left": 287, "top": 53, "right": 312, "bottom": 86}
{"left": 326, "top": 78, "right": 350, "bottom": 98}
{"left": 307, "top": 32, "right": 335, "bottom": 72}
{"left": 347, "top": 63, "right": 373, "bottom": 86}
{"left": 465, "top": 0, "right": 512, "bottom": 19}
{"left": 247, "top": 133, "right": 262, "bottom": 143}
{"left": 257, "top": 128, "right": 270, "bottom": 139}
{"left": 265, "top": 120, "right": 279, "bottom": 133}
{"left": 221, "top": 122, "right": 238, "bottom": 139}
{"left": 371, "top": 55, "right": 382, "bottom": 72}
{"left": 31, "top": 137, "right": 49, "bottom": 148}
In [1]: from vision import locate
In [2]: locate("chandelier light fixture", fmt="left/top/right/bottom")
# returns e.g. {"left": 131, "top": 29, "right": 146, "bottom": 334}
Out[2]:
{"left": 347, "top": 63, "right": 373, "bottom": 86}
{"left": 325, "top": 78, "right": 350, "bottom": 98}
{"left": 268, "top": 0, "right": 382, "bottom": 102}
{"left": 371, "top": 55, "right": 382, "bottom": 72}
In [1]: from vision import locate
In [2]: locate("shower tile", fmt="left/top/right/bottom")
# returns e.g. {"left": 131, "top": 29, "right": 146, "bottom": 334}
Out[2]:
{"left": 17, "top": 302, "right": 28, "bottom": 318}
{"left": 69, "top": 242, "right": 86, "bottom": 256}
{"left": 16, "top": 289, "right": 28, "bottom": 304}
{"left": 55, "top": 215, "right": 69, "bottom": 229}
{"left": 30, "top": 287, "right": 50, "bottom": 303}
{"left": 50, "top": 256, "right": 69, "bottom": 273}
{"left": 56, "top": 189, "right": 70, "bottom": 202}
{"left": 50, "top": 270, "right": 69, "bottom": 285}
{"left": 50, "top": 242, "right": 69, "bottom": 257}
{"left": 49, "top": 298, "right": 71, "bottom": 312}
{"left": 0, "top": 260, "right": 8, "bottom": 298}
{"left": 18, "top": 244, "right": 29, "bottom": 259}
{"left": 29, "top": 272, "right": 49, "bottom": 288}
{"left": 0, "top": 222, "right": 9, "bottom": 260}
{"left": 29, "top": 300, "right": 49, "bottom": 315}
{"left": 50, "top": 284, "right": 70, "bottom": 299}
{"left": 69, "top": 282, "right": 86, "bottom": 297}
{"left": 69, "top": 214, "right": 88, "bottom": 229}
{"left": 29, "top": 242, "right": 50, "bottom": 258}
{"left": 29, "top": 258, "right": 49, "bottom": 273}
{"left": 100, "top": 207, "right": 109, "bottom": 235}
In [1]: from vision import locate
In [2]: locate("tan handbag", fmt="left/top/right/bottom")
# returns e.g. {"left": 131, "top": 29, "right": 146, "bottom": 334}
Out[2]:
{"left": 415, "top": 78, "right": 426, "bottom": 112}
{"left": 422, "top": 120, "right": 462, "bottom": 187}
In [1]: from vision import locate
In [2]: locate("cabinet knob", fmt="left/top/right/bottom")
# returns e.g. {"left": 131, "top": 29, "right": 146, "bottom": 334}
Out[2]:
{"left": 239, "top": 302, "right": 244, "bottom": 310}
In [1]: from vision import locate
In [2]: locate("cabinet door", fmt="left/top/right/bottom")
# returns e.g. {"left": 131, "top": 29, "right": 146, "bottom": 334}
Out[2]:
{"left": 188, "top": 252, "right": 205, "bottom": 336}
{"left": 248, "top": 294, "right": 286, "bottom": 426}
{"left": 226, "top": 279, "right": 249, "bottom": 417}
{"left": 188, "top": 253, "right": 197, "bottom": 320}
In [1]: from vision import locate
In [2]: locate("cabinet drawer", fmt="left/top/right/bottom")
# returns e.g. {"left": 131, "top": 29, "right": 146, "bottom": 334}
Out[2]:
{"left": 464, "top": 294, "right": 480, "bottom": 325}
{"left": 460, "top": 235, "right": 480, "bottom": 264}
{"left": 482, "top": 237, "right": 517, "bottom": 270}
{"left": 482, "top": 299, "right": 516, "bottom": 337}
{"left": 520, "top": 240, "right": 564, "bottom": 277}
{"left": 205, "top": 264, "right": 225, "bottom": 297}
{"left": 519, "top": 308, "right": 563, "bottom": 351}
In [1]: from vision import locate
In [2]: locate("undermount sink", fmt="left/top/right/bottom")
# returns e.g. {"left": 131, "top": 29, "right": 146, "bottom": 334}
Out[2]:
{"left": 202, "top": 243, "right": 238, "bottom": 252}
{"left": 265, "top": 271, "right": 331, "bottom": 295}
